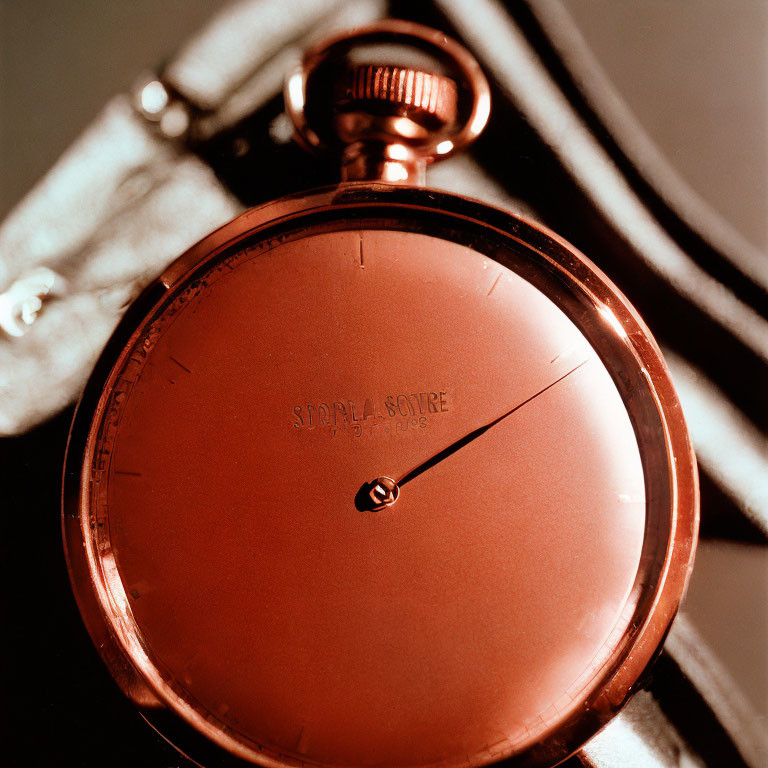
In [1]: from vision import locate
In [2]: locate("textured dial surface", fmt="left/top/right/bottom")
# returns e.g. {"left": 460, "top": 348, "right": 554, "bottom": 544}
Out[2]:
{"left": 88, "top": 229, "right": 646, "bottom": 767}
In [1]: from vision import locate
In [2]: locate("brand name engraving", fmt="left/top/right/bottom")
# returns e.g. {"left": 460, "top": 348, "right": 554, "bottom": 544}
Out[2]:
{"left": 292, "top": 391, "right": 449, "bottom": 437}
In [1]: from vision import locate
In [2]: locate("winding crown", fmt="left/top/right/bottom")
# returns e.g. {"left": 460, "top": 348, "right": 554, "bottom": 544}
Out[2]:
{"left": 341, "top": 64, "right": 458, "bottom": 126}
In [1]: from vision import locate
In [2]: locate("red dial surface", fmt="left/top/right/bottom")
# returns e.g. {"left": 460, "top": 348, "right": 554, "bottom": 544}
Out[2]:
{"left": 83, "top": 228, "right": 648, "bottom": 767}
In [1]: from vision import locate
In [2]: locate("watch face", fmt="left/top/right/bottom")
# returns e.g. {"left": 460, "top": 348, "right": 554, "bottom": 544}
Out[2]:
{"left": 65, "top": 190, "right": 695, "bottom": 768}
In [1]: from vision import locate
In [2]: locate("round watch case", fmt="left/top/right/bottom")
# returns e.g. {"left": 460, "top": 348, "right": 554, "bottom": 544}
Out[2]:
{"left": 63, "top": 183, "right": 698, "bottom": 768}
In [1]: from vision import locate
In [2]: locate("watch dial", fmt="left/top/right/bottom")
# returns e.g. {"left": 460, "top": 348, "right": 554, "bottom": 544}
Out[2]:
{"left": 87, "top": 229, "right": 646, "bottom": 767}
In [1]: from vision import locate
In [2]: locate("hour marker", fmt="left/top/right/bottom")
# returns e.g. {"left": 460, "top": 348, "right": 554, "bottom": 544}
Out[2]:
{"left": 358, "top": 232, "right": 365, "bottom": 268}
{"left": 115, "top": 470, "right": 142, "bottom": 477}
{"left": 486, "top": 272, "right": 502, "bottom": 296}
{"left": 169, "top": 355, "right": 192, "bottom": 373}
{"left": 550, "top": 344, "right": 585, "bottom": 365}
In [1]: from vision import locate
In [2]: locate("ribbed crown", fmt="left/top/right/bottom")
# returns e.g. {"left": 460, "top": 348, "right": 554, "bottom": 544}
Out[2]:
{"left": 340, "top": 64, "right": 458, "bottom": 125}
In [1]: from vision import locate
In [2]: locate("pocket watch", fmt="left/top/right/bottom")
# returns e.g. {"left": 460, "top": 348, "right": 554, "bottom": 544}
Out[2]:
{"left": 63, "top": 20, "right": 698, "bottom": 768}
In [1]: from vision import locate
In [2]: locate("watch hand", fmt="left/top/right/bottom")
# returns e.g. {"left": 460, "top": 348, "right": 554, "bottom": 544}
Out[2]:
{"left": 399, "top": 359, "right": 589, "bottom": 486}
{"left": 357, "top": 360, "right": 589, "bottom": 512}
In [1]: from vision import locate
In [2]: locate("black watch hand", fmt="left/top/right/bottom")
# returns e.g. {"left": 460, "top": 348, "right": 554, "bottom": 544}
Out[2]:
{"left": 357, "top": 360, "right": 588, "bottom": 511}
{"left": 399, "top": 359, "right": 589, "bottom": 486}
